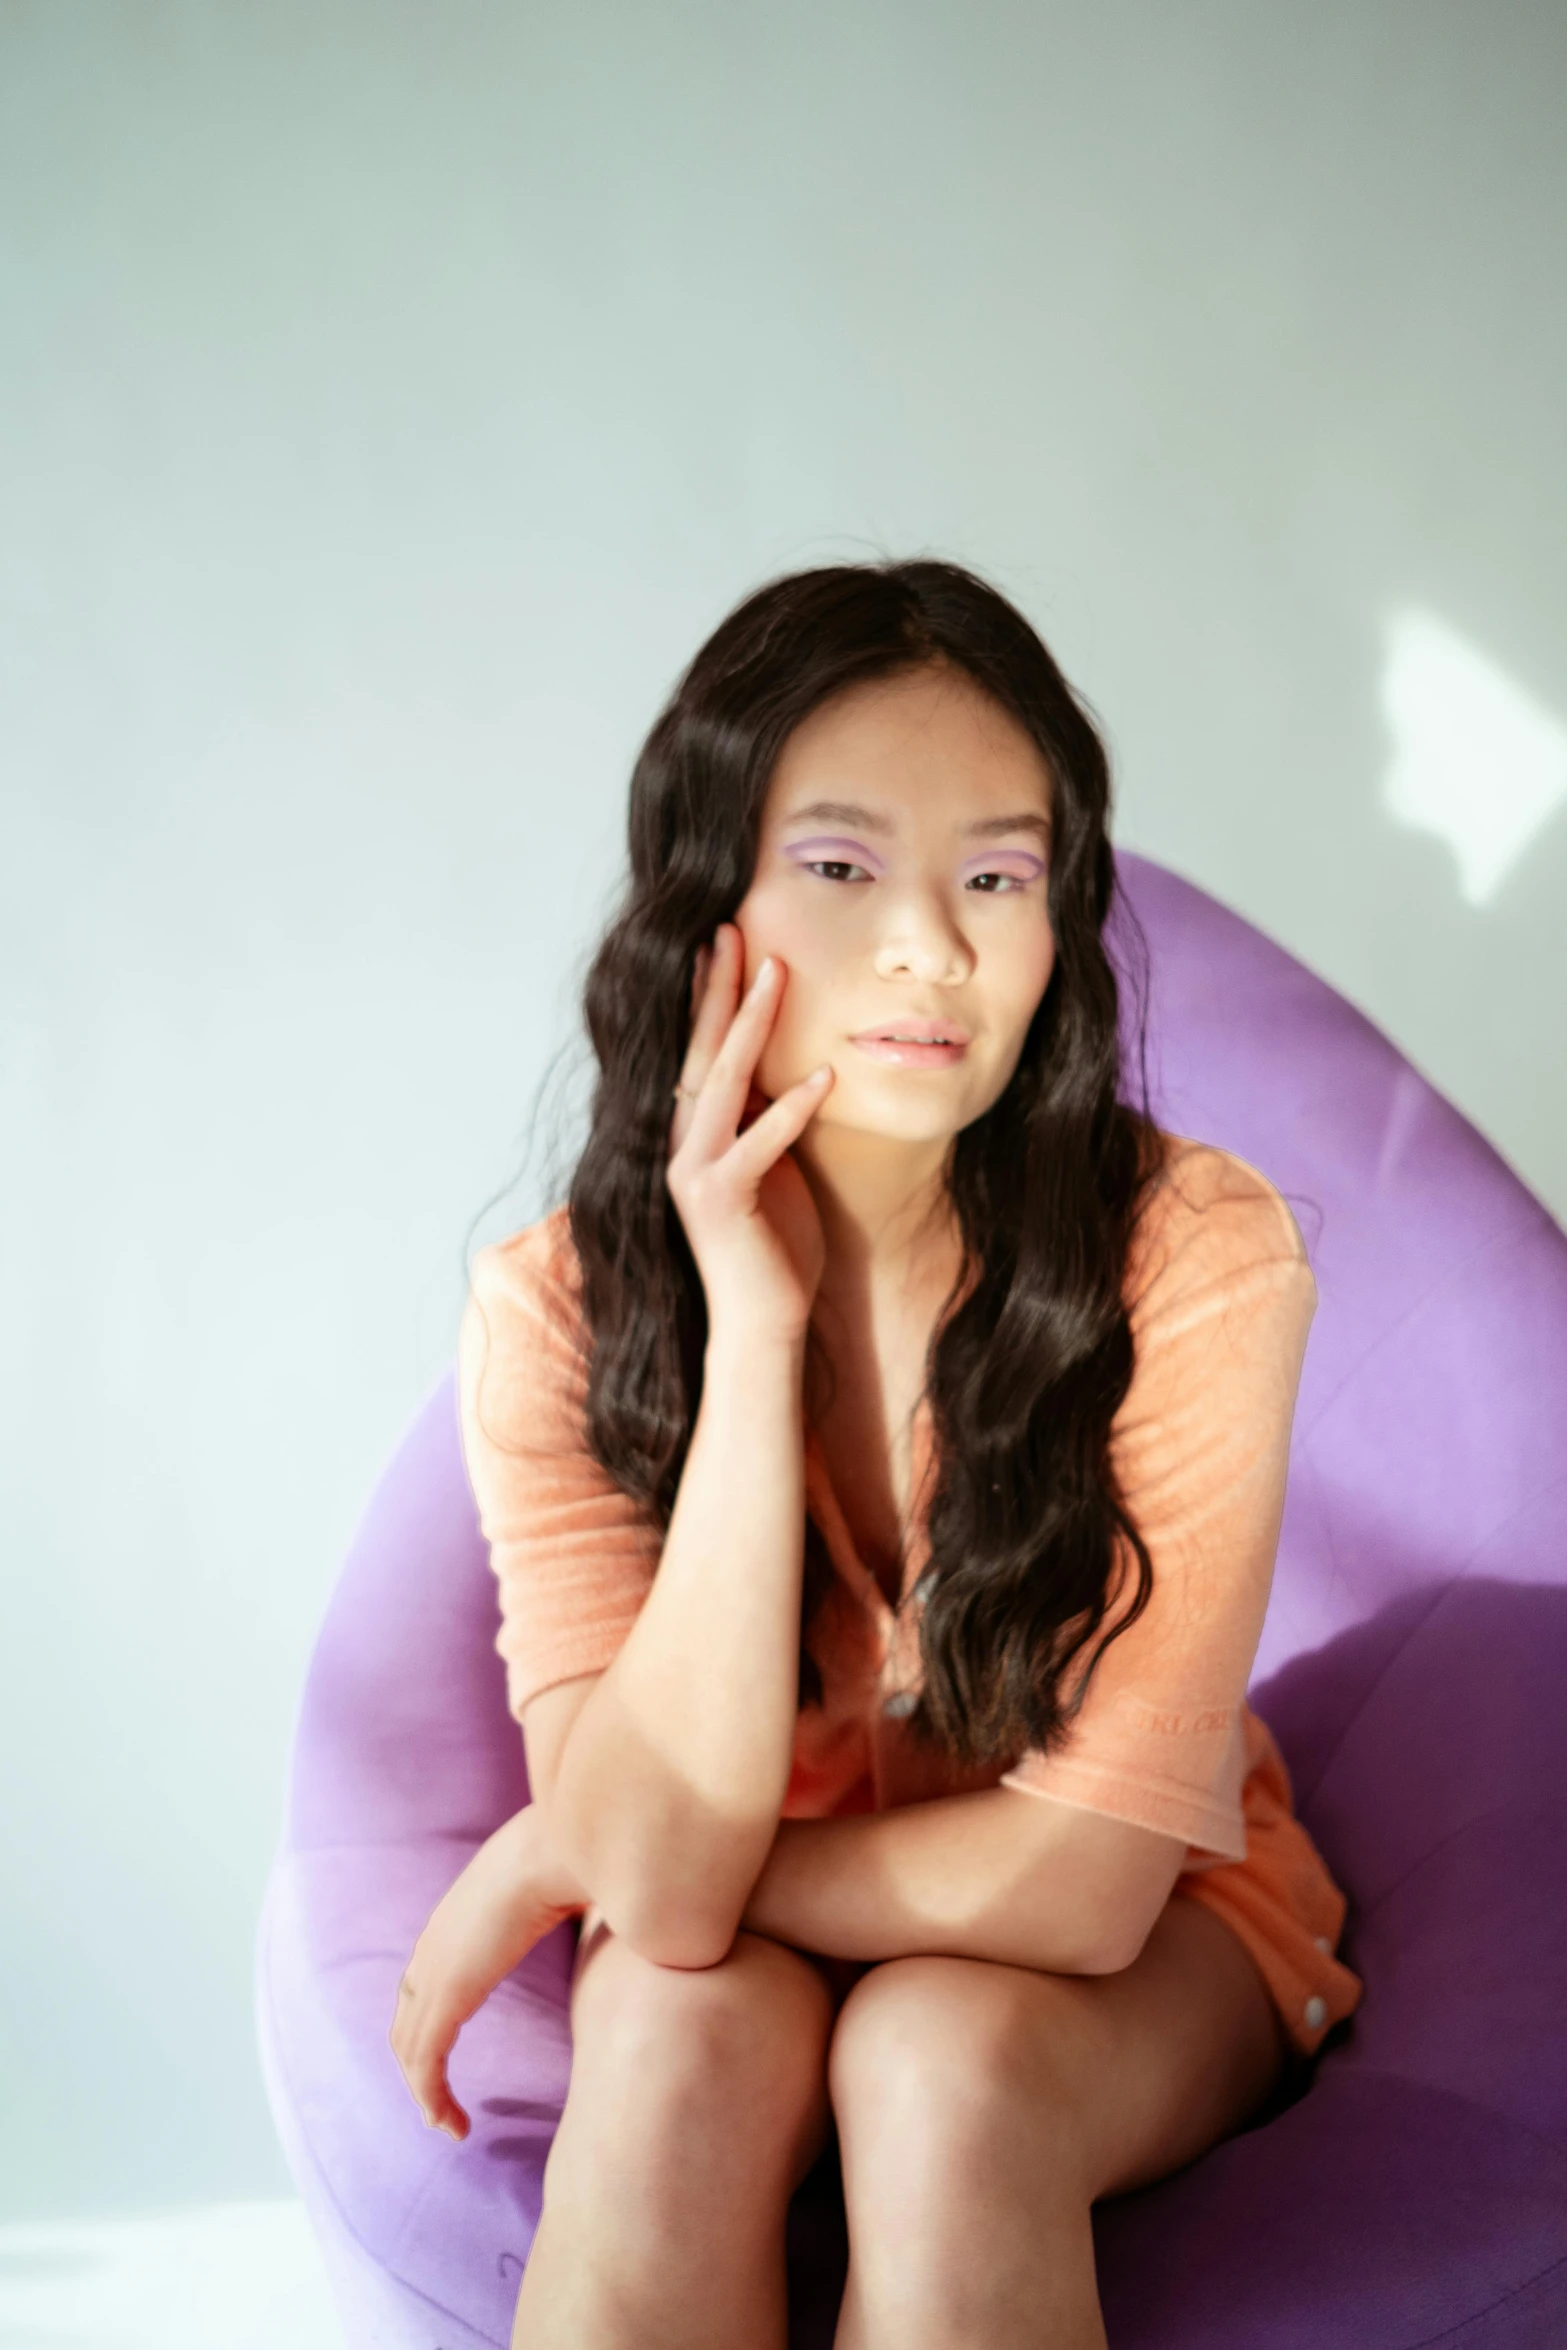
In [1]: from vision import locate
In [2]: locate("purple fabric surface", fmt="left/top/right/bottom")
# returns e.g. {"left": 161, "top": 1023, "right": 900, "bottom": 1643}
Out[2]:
{"left": 257, "top": 852, "right": 1567, "bottom": 2347}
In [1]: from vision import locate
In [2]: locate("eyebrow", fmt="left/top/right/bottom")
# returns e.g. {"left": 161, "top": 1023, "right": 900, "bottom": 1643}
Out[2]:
{"left": 780, "top": 798, "right": 1052, "bottom": 848}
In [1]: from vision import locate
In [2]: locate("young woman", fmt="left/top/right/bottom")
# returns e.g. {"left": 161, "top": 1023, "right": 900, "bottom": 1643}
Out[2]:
{"left": 390, "top": 559, "right": 1363, "bottom": 2350}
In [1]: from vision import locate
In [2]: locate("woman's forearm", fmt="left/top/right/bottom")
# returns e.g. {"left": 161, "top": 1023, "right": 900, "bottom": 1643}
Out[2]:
{"left": 548, "top": 1319, "right": 809, "bottom": 1966}
{"left": 740, "top": 1788, "right": 1189, "bottom": 1977}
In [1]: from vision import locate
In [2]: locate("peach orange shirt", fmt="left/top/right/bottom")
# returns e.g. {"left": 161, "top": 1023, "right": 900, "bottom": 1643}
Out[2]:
{"left": 457, "top": 1139, "right": 1315, "bottom": 1871}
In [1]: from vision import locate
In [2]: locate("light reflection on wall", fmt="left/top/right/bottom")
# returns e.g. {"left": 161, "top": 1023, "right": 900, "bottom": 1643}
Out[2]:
{"left": 1380, "top": 608, "right": 1567, "bottom": 907}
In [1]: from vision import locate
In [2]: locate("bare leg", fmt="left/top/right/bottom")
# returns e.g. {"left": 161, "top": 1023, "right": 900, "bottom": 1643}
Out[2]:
{"left": 512, "top": 1916, "right": 837, "bottom": 2350}
{"left": 827, "top": 1896, "right": 1288, "bottom": 2350}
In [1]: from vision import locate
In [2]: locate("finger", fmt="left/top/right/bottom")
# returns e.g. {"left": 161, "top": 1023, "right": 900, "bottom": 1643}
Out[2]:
{"left": 391, "top": 1970, "right": 466, "bottom": 2114}
{"left": 687, "top": 942, "right": 711, "bottom": 1023}
{"left": 402, "top": 2025, "right": 469, "bottom": 2138}
{"left": 724, "top": 1064, "right": 835, "bottom": 1183}
{"left": 677, "top": 926, "right": 741, "bottom": 1098}
{"left": 677, "top": 953, "right": 785, "bottom": 1158}
{"left": 671, "top": 930, "right": 742, "bottom": 1155}
{"left": 431, "top": 2083, "right": 471, "bottom": 2142}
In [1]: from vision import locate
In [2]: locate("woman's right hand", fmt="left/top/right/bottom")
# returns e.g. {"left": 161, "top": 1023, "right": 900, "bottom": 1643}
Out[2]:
{"left": 667, "top": 923, "right": 836, "bottom": 1344}
{"left": 391, "top": 1805, "right": 588, "bottom": 2142}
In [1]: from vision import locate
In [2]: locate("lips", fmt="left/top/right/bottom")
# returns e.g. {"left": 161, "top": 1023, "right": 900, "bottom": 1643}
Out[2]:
{"left": 851, "top": 1024, "right": 970, "bottom": 1069}
{"left": 851, "top": 1023, "right": 972, "bottom": 1046}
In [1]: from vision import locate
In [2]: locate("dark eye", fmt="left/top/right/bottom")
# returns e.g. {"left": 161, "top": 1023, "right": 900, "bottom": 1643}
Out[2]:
{"left": 967, "top": 870, "right": 1026, "bottom": 894}
{"left": 806, "top": 859, "right": 873, "bottom": 884}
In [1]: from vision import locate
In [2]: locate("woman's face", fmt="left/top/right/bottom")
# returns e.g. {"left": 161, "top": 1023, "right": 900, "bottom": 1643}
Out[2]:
{"left": 733, "top": 664, "right": 1057, "bottom": 1148}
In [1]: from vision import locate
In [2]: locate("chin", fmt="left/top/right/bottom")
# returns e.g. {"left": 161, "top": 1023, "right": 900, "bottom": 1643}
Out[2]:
{"left": 819, "top": 1085, "right": 971, "bottom": 1147}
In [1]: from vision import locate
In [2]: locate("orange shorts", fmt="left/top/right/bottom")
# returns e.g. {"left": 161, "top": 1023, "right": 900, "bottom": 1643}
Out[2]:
{"left": 1172, "top": 1713, "right": 1363, "bottom": 2060}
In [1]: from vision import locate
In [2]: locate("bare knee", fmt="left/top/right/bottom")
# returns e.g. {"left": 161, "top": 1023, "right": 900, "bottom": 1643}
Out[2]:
{"left": 578, "top": 1926, "right": 834, "bottom": 2084}
{"left": 517, "top": 1934, "right": 834, "bottom": 2344}
{"left": 829, "top": 1956, "right": 1085, "bottom": 2197}
{"left": 562, "top": 1927, "right": 835, "bottom": 2184}
{"left": 831, "top": 1954, "right": 1047, "bottom": 2113}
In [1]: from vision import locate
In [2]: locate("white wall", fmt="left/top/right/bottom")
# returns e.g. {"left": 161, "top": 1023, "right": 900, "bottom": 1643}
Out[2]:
{"left": 3, "top": 0, "right": 1563, "bottom": 2217}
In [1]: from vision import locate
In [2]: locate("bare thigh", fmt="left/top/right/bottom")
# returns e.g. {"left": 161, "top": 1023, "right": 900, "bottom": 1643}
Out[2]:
{"left": 830, "top": 1892, "right": 1290, "bottom": 2204}
{"left": 511, "top": 1909, "right": 854, "bottom": 2350}
{"left": 1054, "top": 1890, "right": 1291, "bottom": 2197}
{"left": 821, "top": 1900, "right": 1291, "bottom": 2348}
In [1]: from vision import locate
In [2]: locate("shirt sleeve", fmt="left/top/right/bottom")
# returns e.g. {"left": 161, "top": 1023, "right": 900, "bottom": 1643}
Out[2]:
{"left": 998, "top": 1143, "right": 1316, "bottom": 1864}
{"left": 457, "top": 1210, "right": 663, "bottom": 1722}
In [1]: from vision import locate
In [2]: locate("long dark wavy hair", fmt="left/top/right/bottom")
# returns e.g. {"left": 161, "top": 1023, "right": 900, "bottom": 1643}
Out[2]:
{"left": 567, "top": 558, "right": 1162, "bottom": 1769}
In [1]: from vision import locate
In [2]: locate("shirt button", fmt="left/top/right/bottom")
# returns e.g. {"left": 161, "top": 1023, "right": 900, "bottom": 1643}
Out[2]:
{"left": 881, "top": 1689, "right": 918, "bottom": 1719}
{"left": 1314, "top": 1935, "right": 1333, "bottom": 1955}
{"left": 1303, "top": 1995, "right": 1328, "bottom": 2031}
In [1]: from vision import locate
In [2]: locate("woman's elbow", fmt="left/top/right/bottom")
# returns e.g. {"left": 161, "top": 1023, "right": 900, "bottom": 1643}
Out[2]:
{"left": 587, "top": 1845, "right": 753, "bottom": 1969}
{"left": 1074, "top": 1893, "right": 1168, "bottom": 1977}
{"left": 554, "top": 1797, "right": 773, "bottom": 1970}
{"left": 1076, "top": 1926, "right": 1146, "bottom": 1977}
{"left": 607, "top": 1888, "right": 741, "bottom": 1971}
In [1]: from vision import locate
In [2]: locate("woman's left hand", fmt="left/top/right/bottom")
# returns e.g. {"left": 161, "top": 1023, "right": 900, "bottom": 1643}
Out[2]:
{"left": 390, "top": 1804, "right": 587, "bottom": 2142}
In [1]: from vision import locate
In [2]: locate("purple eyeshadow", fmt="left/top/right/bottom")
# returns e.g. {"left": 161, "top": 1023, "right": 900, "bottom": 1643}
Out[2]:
{"left": 961, "top": 851, "right": 1045, "bottom": 881}
{"left": 784, "top": 835, "right": 886, "bottom": 871}
{"left": 782, "top": 837, "right": 1045, "bottom": 882}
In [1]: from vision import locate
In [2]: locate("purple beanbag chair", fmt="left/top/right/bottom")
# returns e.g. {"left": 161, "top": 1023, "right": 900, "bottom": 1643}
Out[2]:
{"left": 256, "top": 853, "right": 1567, "bottom": 2348}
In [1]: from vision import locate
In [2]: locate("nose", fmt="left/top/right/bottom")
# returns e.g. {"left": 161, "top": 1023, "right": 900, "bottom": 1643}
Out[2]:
{"left": 871, "top": 882, "right": 975, "bottom": 987}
